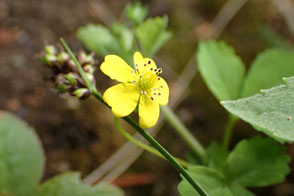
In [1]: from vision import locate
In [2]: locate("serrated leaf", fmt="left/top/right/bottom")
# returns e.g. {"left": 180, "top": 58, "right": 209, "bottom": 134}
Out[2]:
{"left": 135, "top": 16, "right": 172, "bottom": 57}
{"left": 125, "top": 1, "right": 148, "bottom": 25}
{"left": 223, "top": 76, "right": 294, "bottom": 142}
{"left": 0, "top": 112, "right": 45, "bottom": 196}
{"left": 202, "top": 142, "right": 228, "bottom": 173}
{"left": 33, "top": 172, "right": 123, "bottom": 196}
{"left": 111, "top": 23, "right": 134, "bottom": 52}
{"left": 224, "top": 136, "right": 290, "bottom": 187}
{"left": 242, "top": 49, "right": 294, "bottom": 97}
{"left": 110, "top": 23, "right": 136, "bottom": 65}
{"left": 178, "top": 166, "right": 254, "bottom": 196}
{"left": 77, "top": 24, "right": 120, "bottom": 56}
{"left": 197, "top": 40, "right": 245, "bottom": 101}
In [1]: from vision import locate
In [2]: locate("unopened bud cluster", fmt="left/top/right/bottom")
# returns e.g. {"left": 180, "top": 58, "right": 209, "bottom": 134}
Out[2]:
{"left": 41, "top": 45, "right": 96, "bottom": 99}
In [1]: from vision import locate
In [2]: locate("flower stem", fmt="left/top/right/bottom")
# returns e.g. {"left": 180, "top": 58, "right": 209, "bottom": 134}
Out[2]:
{"left": 114, "top": 117, "right": 189, "bottom": 168}
{"left": 61, "top": 38, "right": 208, "bottom": 196}
{"left": 123, "top": 116, "right": 208, "bottom": 196}
{"left": 222, "top": 115, "right": 238, "bottom": 149}
{"left": 161, "top": 106, "right": 205, "bottom": 157}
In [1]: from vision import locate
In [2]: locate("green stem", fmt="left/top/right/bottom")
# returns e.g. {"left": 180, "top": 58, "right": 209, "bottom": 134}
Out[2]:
{"left": 114, "top": 117, "right": 189, "bottom": 168}
{"left": 61, "top": 38, "right": 208, "bottom": 196}
{"left": 223, "top": 115, "right": 238, "bottom": 149}
{"left": 161, "top": 106, "right": 205, "bottom": 157}
{"left": 123, "top": 116, "right": 208, "bottom": 196}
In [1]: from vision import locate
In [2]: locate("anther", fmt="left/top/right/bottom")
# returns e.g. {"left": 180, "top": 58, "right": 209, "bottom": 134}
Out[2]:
{"left": 150, "top": 68, "right": 153, "bottom": 71}
{"left": 133, "top": 80, "right": 136, "bottom": 84}
{"left": 158, "top": 77, "right": 161, "bottom": 80}
{"left": 154, "top": 93, "right": 157, "bottom": 95}
{"left": 136, "top": 64, "right": 138, "bottom": 67}
{"left": 140, "top": 74, "right": 142, "bottom": 78}
{"left": 154, "top": 69, "right": 157, "bottom": 72}
{"left": 136, "top": 68, "right": 139, "bottom": 73}
{"left": 144, "top": 64, "right": 146, "bottom": 66}
{"left": 151, "top": 97, "right": 154, "bottom": 101}
{"left": 148, "top": 60, "right": 151, "bottom": 64}
{"left": 158, "top": 93, "right": 161, "bottom": 96}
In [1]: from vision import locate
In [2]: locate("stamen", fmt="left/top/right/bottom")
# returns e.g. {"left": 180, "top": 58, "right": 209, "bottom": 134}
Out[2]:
{"left": 133, "top": 80, "right": 136, "bottom": 84}
{"left": 135, "top": 64, "right": 138, "bottom": 67}
{"left": 148, "top": 60, "right": 151, "bottom": 64}
{"left": 154, "top": 93, "right": 157, "bottom": 95}
{"left": 158, "top": 93, "right": 161, "bottom": 96}
{"left": 154, "top": 69, "right": 157, "bottom": 72}
{"left": 144, "top": 64, "right": 146, "bottom": 66}
{"left": 151, "top": 97, "right": 154, "bottom": 101}
{"left": 150, "top": 68, "right": 153, "bottom": 71}
{"left": 158, "top": 77, "right": 161, "bottom": 80}
{"left": 140, "top": 74, "right": 142, "bottom": 78}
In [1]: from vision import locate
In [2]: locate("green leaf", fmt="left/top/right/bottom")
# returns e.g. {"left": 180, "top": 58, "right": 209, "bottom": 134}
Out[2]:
{"left": 0, "top": 112, "right": 45, "bottom": 196}
{"left": 110, "top": 23, "right": 136, "bottom": 65}
{"left": 224, "top": 136, "right": 290, "bottom": 187}
{"left": 178, "top": 166, "right": 254, "bottom": 196}
{"left": 125, "top": 1, "right": 148, "bottom": 25}
{"left": 228, "top": 186, "right": 255, "bottom": 196}
{"left": 242, "top": 49, "right": 294, "bottom": 97}
{"left": 222, "top": 76, "right": 294, "bottom": 142}
{"left": 77, "top": 24, "right": 120, "bottom": 56}
{"left": 111, "top": 23, "right": 134, "bottom": 52}
{"left": 197, "top": 40, "right": 246, "bottom": 101}
{"left": 135, "top": 16, "right": 172, "bottom": 57}
{"left": 202, "top": 142, "right": 228, "bottom": 173}
{"left": 33, "top": 172, "right": 123, "bottom": 196}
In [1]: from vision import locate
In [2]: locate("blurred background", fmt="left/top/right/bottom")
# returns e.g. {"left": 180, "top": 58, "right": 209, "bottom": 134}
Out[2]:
{"left": 1, "top": 0, "right": 294, "bottom": 195}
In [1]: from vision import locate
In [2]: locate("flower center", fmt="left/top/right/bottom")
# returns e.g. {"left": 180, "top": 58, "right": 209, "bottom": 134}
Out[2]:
{"left": 132, "top": 61, "right": 164, "bottom": 101}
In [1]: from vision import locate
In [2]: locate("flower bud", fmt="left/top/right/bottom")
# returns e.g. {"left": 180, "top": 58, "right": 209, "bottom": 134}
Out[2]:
{"left": 77, "top": 51, "right": 87, "bottom": 65}
{"left": 57, "top": 52, "right": 70, "bottom": 63}
{"left": 44, "top": 54, "right": 57, "bottom": 65}
{"left": 85, "top": 54, "right": 95, "bottom": 65}
{"left": 64, "top": 73, "right": 78, "bottom": 86}
{"left": 73, "top": 88, "right": 91, "bottom": 99}
{"left": 83, "top": 64, "right": 95, "bottom": 74}
{"left": 86, "top": 73, "right": 95, "bottom": 84}
{"left": 45, "top": 45, "right": 57, "bottom": 55}
{"left": 125, "top": 1, "right": 148, "bottom": 25}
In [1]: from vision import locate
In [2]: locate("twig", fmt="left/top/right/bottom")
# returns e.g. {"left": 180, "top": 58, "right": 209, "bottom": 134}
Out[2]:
{"left": 211, "top": 0, "right": 248, "bottom": 38}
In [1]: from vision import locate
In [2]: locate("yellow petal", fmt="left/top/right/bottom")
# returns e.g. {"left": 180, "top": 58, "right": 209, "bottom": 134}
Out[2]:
{"left": 103, "top": 83, "right": 140, "bottom": 117}
{"left": 139, "top": 95, "right": 160, "bottom": 129}
{"left": 133, "top": 51, "right": 157, "bottom": 73}
{"left": 101, "top": 55, "right": 134, "bottom": 83}
{"left": 154, "top": 77, "right": 169, "bottom": 106}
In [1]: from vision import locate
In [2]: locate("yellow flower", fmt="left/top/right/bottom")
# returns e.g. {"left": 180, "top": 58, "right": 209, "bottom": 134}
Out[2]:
{"left": 101, "top": 52, "right": 169, "bottom": 129}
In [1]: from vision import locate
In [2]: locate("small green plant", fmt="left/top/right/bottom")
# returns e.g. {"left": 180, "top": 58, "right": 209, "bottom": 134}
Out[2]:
{"left": 2, "top": 2, "right": 294, "bottom": 196}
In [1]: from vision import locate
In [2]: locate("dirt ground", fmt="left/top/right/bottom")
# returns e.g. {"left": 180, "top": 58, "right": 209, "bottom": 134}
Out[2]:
{"left": 1, "top": 0, "right": 294, "bottom": 195}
